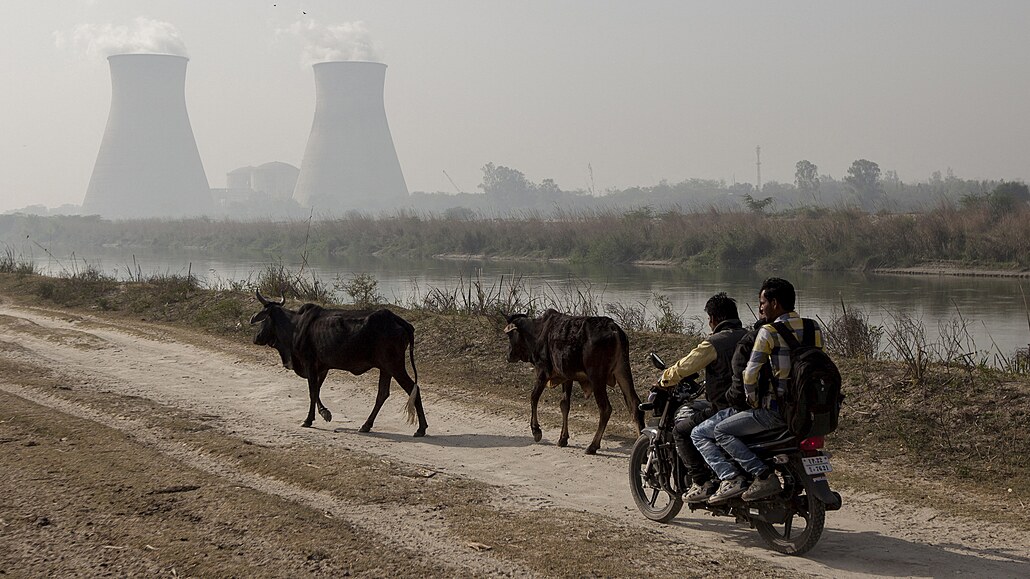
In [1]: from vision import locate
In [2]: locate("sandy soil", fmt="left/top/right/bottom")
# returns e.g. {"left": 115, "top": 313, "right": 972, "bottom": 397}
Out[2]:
{"left": 1, "top": 301, "right": 1029, "bottom": 578}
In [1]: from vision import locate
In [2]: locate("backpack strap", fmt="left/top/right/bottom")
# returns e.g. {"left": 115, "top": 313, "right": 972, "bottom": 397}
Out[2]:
{"left": 772, "top": 319, "right": 817, "bottom": 349}
{"left": 771, "top": 321, "right": 802, "bottom": 349}
{"left": 801, "top": 318, "right": 816, "bottom": 347}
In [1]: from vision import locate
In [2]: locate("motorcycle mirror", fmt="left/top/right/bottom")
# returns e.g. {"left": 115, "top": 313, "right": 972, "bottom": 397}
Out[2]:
{"left": 649, "top": 352, "right": 666, "bottom": 370}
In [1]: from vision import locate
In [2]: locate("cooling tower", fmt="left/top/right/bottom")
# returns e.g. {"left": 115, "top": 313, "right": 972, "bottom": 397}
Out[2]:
{"left": 293, "top": 61, "right": 408, "bottom": 210}
{"left": 82, "top": 54, "right": 212, "bottom": 218}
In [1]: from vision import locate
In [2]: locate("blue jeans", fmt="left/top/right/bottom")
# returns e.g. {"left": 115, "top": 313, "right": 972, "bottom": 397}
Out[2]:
{"left": 714, "top": 408, "right": 786, "bottom": 477}
{"left": 690, "top": 407, "right": 740, "bottom": 481}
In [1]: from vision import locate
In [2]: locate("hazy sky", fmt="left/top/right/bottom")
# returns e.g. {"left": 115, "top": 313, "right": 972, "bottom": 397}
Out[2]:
{"left": 2, "top": 1, "right": 1029, "bottom": 213}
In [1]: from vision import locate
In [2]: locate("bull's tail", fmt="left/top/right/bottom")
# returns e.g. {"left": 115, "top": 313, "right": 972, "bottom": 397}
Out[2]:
{"left": 403, "top": 318, "right": 420, "bottom": 426}
{"left": 614, "top": 327, "right": 644, "bottom": 430}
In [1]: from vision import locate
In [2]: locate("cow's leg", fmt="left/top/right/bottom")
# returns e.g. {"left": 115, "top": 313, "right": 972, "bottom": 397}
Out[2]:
{"left": 558, "top": 381, "right": 574, "bottom": 447}
{"left": 529, "top": 376, "right": 547, "bottom": 443}
{"left": 360, "top": 371, "right": 392, "bottom": 433}
{"left": 315, "top": 369, "right": 332, "bottom": 423}
{"left": 586, "top": 374, "right": 613, "bottom": 455}
{"left": 303, "top": 370, "right": 330, "bottom": 427}
{"left": 393, "top": 369, "right": 427, "bottom": 437}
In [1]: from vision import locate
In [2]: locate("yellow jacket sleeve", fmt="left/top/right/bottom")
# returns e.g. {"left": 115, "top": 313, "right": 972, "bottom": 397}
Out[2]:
{"left": 659, "top": 340, "right": 716, "bottom": 387}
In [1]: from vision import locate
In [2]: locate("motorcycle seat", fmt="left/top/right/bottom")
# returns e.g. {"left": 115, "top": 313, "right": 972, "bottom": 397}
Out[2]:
{"left": 740, "top": 427, "right": 795, "bottom": 445}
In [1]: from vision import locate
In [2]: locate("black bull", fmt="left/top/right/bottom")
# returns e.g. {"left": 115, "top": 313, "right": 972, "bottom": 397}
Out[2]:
{"left": 504, "top": 309, "right": 644, "bottom": 454}
{"left": 250, "top": 291, "right": 427, "bottom": 437}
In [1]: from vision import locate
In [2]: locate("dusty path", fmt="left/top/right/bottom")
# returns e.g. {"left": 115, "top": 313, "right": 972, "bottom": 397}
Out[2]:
{"left": 1, "top": 302, "right": 1028, "bottom": 578}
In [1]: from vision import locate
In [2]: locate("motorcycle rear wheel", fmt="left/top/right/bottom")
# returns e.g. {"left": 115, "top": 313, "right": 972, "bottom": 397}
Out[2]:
{"left": 754, "top": 463, "right": 826, "bottom": 555}
{"left": 628, "top": 435, "right": 683, "bottom": 523}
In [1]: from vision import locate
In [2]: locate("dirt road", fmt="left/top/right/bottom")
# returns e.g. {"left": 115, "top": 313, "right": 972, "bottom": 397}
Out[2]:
{"left": 1, "top": 302, "right": 1028, "bottom": 577}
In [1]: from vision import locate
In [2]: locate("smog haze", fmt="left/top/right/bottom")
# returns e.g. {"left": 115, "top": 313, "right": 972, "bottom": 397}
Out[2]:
{"left": 2, "top": 0, "right": 1029, "bottom": 214}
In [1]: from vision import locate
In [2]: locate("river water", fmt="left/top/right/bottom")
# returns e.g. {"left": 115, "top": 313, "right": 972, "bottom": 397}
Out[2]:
{"left": 25, "top": 246, "right": 1030, "bottom": 363}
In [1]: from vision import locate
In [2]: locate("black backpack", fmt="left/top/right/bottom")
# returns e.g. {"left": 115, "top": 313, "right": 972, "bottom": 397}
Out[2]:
{"left": 771, "top": 319, "right": 843, "bottom": 438}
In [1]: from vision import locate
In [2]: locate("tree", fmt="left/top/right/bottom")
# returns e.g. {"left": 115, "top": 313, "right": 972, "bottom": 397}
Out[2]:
{"left": 844, "top": 159, "right": 884, "bottom": 211}
{"left": 794, "top": 160, "right": 820, "bottom": 202}
{"left": 988, "top": 181, "right": 1030, "bottom": 214}
{"left": 478, "top": 163, "right": 534, "bottom": 207}
{"left": 992, "top": 181, "right": 1030, "bottom": 204}
{"left": 742, "top": 193, "right": 774, "bottom": 214}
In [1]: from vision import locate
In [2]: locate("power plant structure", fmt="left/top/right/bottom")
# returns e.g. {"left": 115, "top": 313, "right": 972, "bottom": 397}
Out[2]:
{"left": 82, "top": 54, "right": 212, "bottom": 218}
{"left": 292, "top": 61, "right": 408, "bottom": 211}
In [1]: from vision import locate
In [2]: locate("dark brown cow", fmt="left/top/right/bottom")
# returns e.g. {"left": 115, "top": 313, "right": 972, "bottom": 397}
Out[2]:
{"left": 503, "top": 309, "right": 644, "bottom": 454}
{"left": 250, "top": 291, "right": 427, "bottom": 436}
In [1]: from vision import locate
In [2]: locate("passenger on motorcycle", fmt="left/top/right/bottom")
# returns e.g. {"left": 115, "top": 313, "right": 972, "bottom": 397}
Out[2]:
{"left": 710, "top": 277, "right": 825, "bottom": 504}
{"left": 689, "top": 315, "right": 769, "bottom": 503}
{"left": 657, "top": 292, "right": 746, "bottom": 503}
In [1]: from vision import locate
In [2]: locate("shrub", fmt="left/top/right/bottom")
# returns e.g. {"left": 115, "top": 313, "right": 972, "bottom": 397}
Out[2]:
{"left": 256, "top": 261, "right": 331, "bottom": 303}
{"left": 652, "top": 293, "right": 688, "bottom": 334}
{"left": 335, "top": 272, "right": 385, "bottom": 308}
{"left": 821, "top": 302, "right": 883, "bottom": 359}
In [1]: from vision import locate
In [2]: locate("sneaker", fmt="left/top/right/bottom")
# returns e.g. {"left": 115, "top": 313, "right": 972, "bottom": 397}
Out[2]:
{"left": 742, "top": 471, "right": 782, "bottom": 501}
{"left": 707, "top": 475, "right": 747, "bottom": 505}
{"left": 684, "top": 480, "right": 718, "bottom": 503}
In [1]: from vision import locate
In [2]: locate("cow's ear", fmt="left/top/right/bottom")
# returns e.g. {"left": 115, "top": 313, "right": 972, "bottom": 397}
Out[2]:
{"left": 503, "top": 323, "right": 517, "bottom": 334}
{"left": 250, "top": 310, "right": 268, "bottom": 325}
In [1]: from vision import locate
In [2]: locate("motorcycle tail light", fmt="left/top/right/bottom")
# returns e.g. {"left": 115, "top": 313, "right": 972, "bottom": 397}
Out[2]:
{"left": 800, "top": 436, "right": 825, "bottom": 451}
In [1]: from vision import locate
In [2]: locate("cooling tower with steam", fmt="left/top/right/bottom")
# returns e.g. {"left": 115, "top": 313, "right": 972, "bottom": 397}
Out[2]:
{"left": 293, "top": 61, "right": 408, "bottom": 210}
{"left": 82, "top": 54, "right": 212, "bottom": 218}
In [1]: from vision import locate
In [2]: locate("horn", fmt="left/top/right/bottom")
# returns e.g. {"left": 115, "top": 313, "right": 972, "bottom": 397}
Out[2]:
{"left": 255, "top": 289, "right": 286, "bottom": 307}
{"left": 503, "top": 323, "right": 517, "bottom": 334}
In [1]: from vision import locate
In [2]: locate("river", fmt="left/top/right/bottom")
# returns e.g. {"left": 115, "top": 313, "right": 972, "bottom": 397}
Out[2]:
{"left": 24, "top": 246, "right": 1030, "bottom": 364}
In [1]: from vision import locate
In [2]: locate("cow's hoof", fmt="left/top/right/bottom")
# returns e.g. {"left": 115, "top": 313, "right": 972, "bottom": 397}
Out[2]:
{"left": 319, "top": 408, "right": 333, "bottom": 423}
{"left": 557, "top": 438, "right": 569, "bottom": 448}
{"left": 359, "top": 424, "right": 372, "bottom": 433}
{"left": 532, "top": 427, "right": 543, "bottom": 443}
{"left": 301, "top": 421, "right": 313, "bottom": 428}
{"left": 585, "top": 445, "right": 599, "bottom": 455}
{"left": 413, "top": 429, "right": 426, "bottom": 437}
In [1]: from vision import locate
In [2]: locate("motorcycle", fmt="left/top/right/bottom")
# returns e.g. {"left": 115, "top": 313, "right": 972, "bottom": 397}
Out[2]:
{"left": 628, "top": 352, "right": 842, "bottom": 556}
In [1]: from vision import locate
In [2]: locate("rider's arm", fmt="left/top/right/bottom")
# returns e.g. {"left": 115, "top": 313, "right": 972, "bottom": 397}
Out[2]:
{"left": 742, "top": 327, "right": 775, "bottom": 404}
{"left": 659, "top": 340, "right": 716, "bottom": 387}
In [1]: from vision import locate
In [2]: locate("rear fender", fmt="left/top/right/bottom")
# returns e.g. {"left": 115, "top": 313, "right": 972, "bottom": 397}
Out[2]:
{"left": 805, "top": 474, "right": 842, "bottom": 510}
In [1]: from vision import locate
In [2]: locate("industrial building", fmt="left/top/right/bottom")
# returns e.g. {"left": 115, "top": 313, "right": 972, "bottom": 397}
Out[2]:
{"left": 293, "top": 61, "right": 408, "bottom": 212}
{"left": 81, "top": 54, "right": 212, "bottom": 218}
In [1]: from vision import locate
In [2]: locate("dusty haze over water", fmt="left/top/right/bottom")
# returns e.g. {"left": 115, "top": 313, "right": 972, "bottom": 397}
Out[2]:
{"left": 2, "top": 0, "right": 1029, "bottom": 213}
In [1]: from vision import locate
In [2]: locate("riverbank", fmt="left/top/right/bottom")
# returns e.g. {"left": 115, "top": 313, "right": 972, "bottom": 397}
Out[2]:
{"left": 873, "top": 261, "right": 1030, "bottom": 278}
{"left": 437, "top": 252, "right": 1030, "bottom": 279}
{"left": 4, "top": 204, "right": 1029, "bottom": 271}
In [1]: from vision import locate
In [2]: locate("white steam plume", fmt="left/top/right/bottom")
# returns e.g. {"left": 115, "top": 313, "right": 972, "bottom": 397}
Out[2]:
{"left": 280, "top": 20, "right": 381, "bottom": 66}
{"left": 55, "top": 17, "right": 188, "bottom": 58}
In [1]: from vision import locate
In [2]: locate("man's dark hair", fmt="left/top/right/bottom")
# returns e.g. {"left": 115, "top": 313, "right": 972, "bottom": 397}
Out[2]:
{"left": 704, "top": 292, "right": 739, "bottom": 324}
{"left": 760, "top": 277, "right": 796, "bottom": 311}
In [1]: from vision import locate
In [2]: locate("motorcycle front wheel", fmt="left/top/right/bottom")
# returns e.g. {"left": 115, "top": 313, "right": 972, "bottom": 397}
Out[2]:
{"left": 754, "top": 462, "right": 826, "bottom": 555}
{"left": 628, "top": 435, "right": 683, "bottom": 523}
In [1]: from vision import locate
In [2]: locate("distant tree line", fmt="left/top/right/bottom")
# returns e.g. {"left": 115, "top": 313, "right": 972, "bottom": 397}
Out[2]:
{"left": 6, "top": 159, "right": 1026, "bottom": 220}
{"left": 408, "top": 159, "right": 1027, "bottom": 217}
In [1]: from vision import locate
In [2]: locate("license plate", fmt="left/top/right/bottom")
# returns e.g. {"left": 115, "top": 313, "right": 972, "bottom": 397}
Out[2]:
{"left": 802, "top": 455, "right": 833, "bottom": 475}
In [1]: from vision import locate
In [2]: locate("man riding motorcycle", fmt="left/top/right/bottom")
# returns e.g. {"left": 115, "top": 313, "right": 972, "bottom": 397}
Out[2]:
{"left": 707, "top": 277, "right": 825, "bottom": 504}
{"left": 657, "top": 292, "right": 746, "bottom": 503}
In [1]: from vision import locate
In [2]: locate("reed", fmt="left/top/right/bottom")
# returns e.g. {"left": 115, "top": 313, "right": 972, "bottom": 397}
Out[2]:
{"left": 0, "top": 246, "right": 36, "bottom": 275}
{"left": 5, "top": 202, "right": 1029, "bottom": 270}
